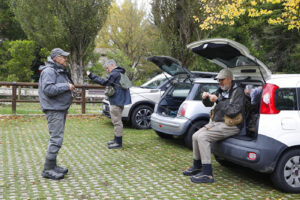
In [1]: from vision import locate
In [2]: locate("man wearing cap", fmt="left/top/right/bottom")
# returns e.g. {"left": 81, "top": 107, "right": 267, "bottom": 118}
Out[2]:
{"left": 87, "top": 59, "right": 131, "bottom": 149}
{"left": 38, "top": 48, "right": 75, "bottom": 180}
{"left": 183, "top": 68, "right": 245, "bottom": 183}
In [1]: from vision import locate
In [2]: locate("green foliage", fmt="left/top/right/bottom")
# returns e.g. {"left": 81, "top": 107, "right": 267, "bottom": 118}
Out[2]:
{"left": 0, "top": 0, "right": 26, "bottom": 40}
{"left": 282, "top": 44, "right": 300, "bottom": 74}
{"left": 151, "top": 0, "right": 209, "bottom": 67}
{"left": 12, "top": 0, "right": 112, "bottom": 84}
{"left": 188, "top": 56, "right": 222, "bottom": 73}
{"left": 96, "top": 0, "right": 161, "bottom": 84}
{"left": 0, "top": 40, "right": 39, "bottom": 82}
{"left": 107, "top": 50, "right": 132, "bottom": 76}
{"left": 210, "top": 8, "right": 300, "bottom": 74}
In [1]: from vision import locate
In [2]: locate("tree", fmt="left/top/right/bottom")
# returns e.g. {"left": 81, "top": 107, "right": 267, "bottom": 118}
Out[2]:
{"left": 151, "top": 0, "right": 208, "bottom": 66}
{"left": 194, "top": 0, "right": 300, "bottom": 31}
{"left": 196, "top": 1, "right": 300, "bottom": 73}
{"left": 96, "top": 0, "right": 161, "bottom": 81}
{"left": 0, "top": 40, "right": 47, "bottom": 82}
{"left": 0, "top": 0, "right": 26, "bottom": 41}
{"left": 12, "top": 0, "right": 111, "bottom": 84}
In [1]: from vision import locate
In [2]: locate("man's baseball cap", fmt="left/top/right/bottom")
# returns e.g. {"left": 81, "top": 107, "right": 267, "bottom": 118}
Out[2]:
{"left": 50, "top": 48, "right": 70, "bottom": 59}
{"left": 215, "top": 68, "right": 233, "bottom": 79}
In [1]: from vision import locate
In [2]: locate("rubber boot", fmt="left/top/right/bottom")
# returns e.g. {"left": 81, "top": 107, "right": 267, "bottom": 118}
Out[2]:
{"left": 108, "top": 136, "right": 122, "bottom": 149}
{"left": 42, "top": 159, "right": 64, "bottom": 180}
{"left": 107, "top": 136, "right": 116, "bottom": 145}
{"left": 190, "top": 164, "right": 214, "bottom": 183}
{"left": 183, "top": 159, "right": 202, "bottom": 176}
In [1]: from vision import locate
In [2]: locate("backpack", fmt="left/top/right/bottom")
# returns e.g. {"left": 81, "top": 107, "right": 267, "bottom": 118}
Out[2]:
{"left": 118, "top": 73, "right": 132, "bottom": 89}
{"left": 105, "top": 72, "right": 131, "bottom": 97}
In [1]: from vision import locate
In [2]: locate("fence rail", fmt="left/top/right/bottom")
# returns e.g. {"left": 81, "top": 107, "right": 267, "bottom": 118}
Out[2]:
{"left": 0, "top": 81, "right": 105, "bottom": 114}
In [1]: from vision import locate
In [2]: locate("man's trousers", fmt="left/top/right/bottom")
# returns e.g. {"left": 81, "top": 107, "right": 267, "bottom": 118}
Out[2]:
{"left": 45, "top": 110, "right": 67, "bottom": 161}
{"left": 110, "top": 105, "right": 124, "bottom": 137}
{"left": 192, "top": 121, "right": 240, "bottom": 164}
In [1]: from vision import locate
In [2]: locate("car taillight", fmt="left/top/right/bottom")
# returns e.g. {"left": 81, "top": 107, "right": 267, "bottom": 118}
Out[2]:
{"left": 248, "top": 152, "right": 257, "bottom": 161}
{"left": 179, "top": 103, "right": 187, "bottom": 117}
{"left": 260, "top": 83, "right": 280, "bottom": 114}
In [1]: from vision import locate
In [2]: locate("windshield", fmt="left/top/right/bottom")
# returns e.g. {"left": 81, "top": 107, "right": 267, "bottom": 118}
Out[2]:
{"left": 141, "top": 73, "right": 170, "bottom": 89}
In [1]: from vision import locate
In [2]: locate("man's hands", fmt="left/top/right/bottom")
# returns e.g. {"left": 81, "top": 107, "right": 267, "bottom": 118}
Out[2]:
{"left": 202, "top": 92, "right": 218, "bottom": 103}
{"left": 86, "top": 71, "right": 91, "bottom": 76}
{"left": 69, "top": 83, "right": 75, "bottom": 91}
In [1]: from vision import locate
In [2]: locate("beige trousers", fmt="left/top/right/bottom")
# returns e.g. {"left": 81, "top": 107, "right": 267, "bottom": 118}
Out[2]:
{"left": 192, "top": 121, "right": 239, "bottom": 164}
{"left": 110, "top": 105, "right": 124, "bottom": 137}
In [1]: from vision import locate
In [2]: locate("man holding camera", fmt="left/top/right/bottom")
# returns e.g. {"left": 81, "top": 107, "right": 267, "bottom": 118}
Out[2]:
{"left": 87, "top": 59, "right": 131, "bottom": 149}
{"left": 38, "top": 48, "right": 75, "bottom": 180}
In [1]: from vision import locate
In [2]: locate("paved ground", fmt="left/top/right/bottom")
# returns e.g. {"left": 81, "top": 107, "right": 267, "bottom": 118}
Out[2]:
{"left": 0, "top": 116, "right": 299, "bottom": 200}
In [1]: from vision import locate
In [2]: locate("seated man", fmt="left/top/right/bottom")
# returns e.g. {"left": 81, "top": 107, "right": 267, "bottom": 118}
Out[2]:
{"left": 244, "top": 85, "right": 263, "bottom": 106}
{"left": 244, "top": 85, "right": 263, "bottom": 134}
{"left": 182, "top": 68, "right": 245, "bottom": 183}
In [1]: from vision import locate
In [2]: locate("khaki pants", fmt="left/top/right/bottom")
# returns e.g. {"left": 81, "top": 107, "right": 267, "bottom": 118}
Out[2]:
{"left": 193, "top": 121, "right": 239, "bottom": 164}
{"left": 110, "top": 105, "right": 124, "bottom": 137}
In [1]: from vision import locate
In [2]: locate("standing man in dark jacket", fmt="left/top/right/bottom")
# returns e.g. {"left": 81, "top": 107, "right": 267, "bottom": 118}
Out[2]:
{"left": 38, "top": 48, "right": 75, "bottom": 180}
{"left": 87, "top": 59, "right": 131, "bottom": 149}
{"left": 183, "top": 68, "right": 245, "bottom": 183}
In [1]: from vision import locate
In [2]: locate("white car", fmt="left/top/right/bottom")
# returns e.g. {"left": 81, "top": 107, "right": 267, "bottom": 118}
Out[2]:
{"left": 187, "top": 38, "right": 300, "bottom": 193}
{"left": 102, "top": 72, "right": 171, "bottom": 129}
{"left": 102, "top": 63, "right": 216, "bottom": 129}
{"left": 149, "top": 55, "right": 218, "bottom": 149}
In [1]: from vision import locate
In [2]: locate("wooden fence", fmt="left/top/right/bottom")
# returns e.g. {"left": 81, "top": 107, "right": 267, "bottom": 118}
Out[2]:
{"left": 0, "top": 82, "right": 105, "bottom": 114}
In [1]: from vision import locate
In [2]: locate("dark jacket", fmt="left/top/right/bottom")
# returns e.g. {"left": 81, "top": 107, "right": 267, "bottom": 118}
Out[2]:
{"left": 203, "top": 83, "right": 245, "bottom": 128}
{"left": 38, "top": 57, "right": 73, "bottom": 112}
{"left": 88, "top": 67, "right": 131, "bottom": 106}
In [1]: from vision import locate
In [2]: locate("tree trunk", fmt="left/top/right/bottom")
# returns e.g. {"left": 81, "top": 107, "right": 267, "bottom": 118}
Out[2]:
{"left": 69, "top": 54, "right": 84, "bottom": 84}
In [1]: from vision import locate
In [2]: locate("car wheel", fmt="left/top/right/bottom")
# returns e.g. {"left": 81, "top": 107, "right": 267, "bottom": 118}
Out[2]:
{"left": 184, "top": 120, "right": 208, "bottom": 149}
{"left": 271, "top": 149, "right": 300, "bottom": 193}
{"left": 131, "top": 105, "right": 153, "bottom": 129}
{"left": 155, "top": 131, "right": 173, "bottom": 139}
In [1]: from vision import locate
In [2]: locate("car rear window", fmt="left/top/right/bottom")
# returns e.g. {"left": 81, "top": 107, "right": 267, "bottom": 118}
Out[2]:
{"left": 194, "top": 83, "right": 219, "bottom": 100}
{"left": 169, "top": 83, "right": 192, "bottom": 98}
{"left": 275, "top": 88, "right": 298, "bottom": 111}
{"left": 142, "top": 77, "right": 168, "bottom": 89}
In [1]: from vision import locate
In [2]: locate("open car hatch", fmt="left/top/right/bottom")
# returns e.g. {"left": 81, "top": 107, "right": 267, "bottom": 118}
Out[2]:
{"left": 147, "top": 56, "right": 193, "bottom": 77}
{"left": 187, "top": 38, "right": 272, "bottom": 81}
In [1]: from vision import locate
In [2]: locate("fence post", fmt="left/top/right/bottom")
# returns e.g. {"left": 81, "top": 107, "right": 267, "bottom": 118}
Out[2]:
{"left": 12, "top": 82, "right": 17, "bottom": 114}
{"left": 18, "top": 86, "right": 21, "bottom": 100}
{"left": 81, "top": 84, "right": 86, "bottom": 114}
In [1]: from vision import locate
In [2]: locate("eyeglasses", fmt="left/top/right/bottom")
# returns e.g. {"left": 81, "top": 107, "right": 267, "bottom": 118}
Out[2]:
{"left": 58, "top": 55, "right": 67, "bottom": 60}
{"left": 217, "top": 79, "right": 225, "bottom": 82}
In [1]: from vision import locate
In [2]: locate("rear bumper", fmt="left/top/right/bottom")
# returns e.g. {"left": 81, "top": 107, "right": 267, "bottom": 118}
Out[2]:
{"left": 211, "top": 134, "right": 287, "bottom": 173}
{"left": 151, "top": 113, "right": 188, "bottom": 135}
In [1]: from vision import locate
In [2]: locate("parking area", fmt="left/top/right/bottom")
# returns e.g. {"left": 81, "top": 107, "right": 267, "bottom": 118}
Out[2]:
{"left": 0, "top": 116, "right": 298, "bottom": 199}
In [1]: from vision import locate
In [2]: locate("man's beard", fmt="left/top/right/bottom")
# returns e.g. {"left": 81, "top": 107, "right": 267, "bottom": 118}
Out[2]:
{"left": 221, "top": 84, "right": 230, "bottom": 91}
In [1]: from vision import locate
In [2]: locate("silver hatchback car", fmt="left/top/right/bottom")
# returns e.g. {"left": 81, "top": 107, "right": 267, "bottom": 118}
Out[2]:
{"left": 149, "top": 56, "right": 218, "bottom": 149}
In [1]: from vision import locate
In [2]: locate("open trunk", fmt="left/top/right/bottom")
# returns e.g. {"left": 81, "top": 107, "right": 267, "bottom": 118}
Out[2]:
{"left": 156, "top": 82, "right": 193, "bottom": 117}
{"left": 235, "top": 81, "right": 264, "bottom": 139}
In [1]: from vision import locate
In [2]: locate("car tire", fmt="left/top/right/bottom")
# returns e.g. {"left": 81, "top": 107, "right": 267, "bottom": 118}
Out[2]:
{"left": 271, "top": 149, "right": 300, "bottom": 193}
{"left": 131, "top": 105, "right": 153, "bottom": 129}
{"left": 155, "top": 131, "right": 173, "bottom": 139}
{"left": 184, "top": 120, "right": 208, "bottom": 149}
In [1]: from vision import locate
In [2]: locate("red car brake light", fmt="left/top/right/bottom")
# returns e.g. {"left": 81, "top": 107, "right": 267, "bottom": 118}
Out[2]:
{"left": 179, "top": 103, "right": 187, "bottom": 117}
{"left": 260, "top": 83, "right": 280, "bottom": 114}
